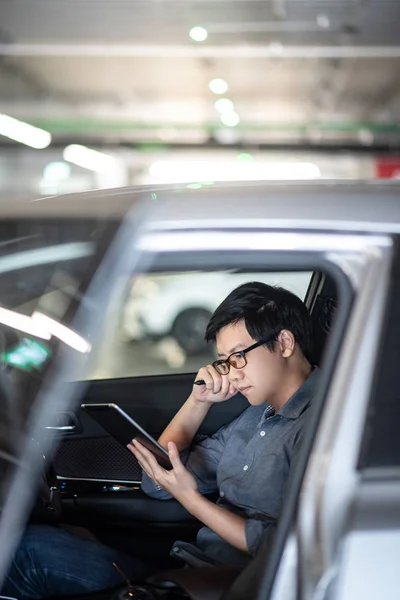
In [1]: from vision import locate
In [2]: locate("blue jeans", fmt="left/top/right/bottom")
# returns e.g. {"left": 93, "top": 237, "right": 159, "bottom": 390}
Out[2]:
{"left": 1, "top": 524, "right": 152, "bottom": 599}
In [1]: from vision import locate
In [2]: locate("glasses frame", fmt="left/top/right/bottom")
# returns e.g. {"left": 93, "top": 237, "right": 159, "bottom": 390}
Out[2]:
{"left": 212, "top": 338, "right": 269, "bottom": 375}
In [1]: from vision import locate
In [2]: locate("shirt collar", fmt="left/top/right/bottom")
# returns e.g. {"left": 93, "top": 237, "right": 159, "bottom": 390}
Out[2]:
{"left": 278, "top": 367, "right": 319, "bottom": 419}
{"left": 260, "top": 367, "right": 319, "bottom": 423}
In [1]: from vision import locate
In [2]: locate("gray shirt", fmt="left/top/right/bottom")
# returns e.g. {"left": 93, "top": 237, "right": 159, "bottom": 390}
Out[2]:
{"left": 141, "top": 368, "right": 318, "bottom": 568}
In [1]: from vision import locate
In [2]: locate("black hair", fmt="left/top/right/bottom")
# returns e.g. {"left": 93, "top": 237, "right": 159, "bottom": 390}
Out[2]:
{"left": 205, "top": 281, "right": 313, "bottom": 361}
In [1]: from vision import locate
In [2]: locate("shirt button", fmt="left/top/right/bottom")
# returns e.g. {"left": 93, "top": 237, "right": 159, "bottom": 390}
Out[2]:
{"left": 220, "top": 491, "right": 225, "bottom": 497}
{"left": 243, "top": 465, "right": 249, "bottom": 471}
{"left": 260, "top": 430, "right": 266, "bottom": 437}
{"left": 173, "top": 547, "right": 179, "bottom": 553}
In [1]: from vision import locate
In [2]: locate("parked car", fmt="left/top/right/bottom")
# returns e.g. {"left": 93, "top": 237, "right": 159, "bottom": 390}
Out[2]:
{"left": 120, "top": 270, "right": 312, "bottom": 353}
{"left": 0, "top": 181, "right": 399, "bottom": 600}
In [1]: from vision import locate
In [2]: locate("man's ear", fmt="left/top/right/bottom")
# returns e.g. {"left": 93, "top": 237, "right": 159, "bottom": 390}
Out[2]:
{"left": 278, "top": 329, "right": 296, "bottom": 358}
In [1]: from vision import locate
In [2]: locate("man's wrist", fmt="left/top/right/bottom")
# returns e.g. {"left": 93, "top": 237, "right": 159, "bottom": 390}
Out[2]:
{"left": 188, "top": 392, "right": 212, "bottom": 408}
{"left": 176, "top": 488, "right": 204, "bottom": 513}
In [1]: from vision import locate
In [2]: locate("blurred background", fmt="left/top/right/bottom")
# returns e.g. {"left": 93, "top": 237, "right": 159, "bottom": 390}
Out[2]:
{"left": 0, "top": 0, "right": 399, "bottom": 379}
{"left": 0, "top": 0, "right": 400, "bottom": 200}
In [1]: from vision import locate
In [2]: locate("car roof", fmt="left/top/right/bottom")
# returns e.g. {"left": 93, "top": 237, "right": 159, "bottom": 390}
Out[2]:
{"left": 3, "top": 180, "right": 400, "bottom": 234}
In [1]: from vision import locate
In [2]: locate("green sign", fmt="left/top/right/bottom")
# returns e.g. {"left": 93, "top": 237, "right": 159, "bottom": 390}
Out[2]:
{"left": 2, "top": 338, "right": 51, "bottom": 371}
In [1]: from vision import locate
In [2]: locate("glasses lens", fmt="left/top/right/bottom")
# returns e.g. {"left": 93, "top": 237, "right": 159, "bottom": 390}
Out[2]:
{"left": 229, "top": 352, "right": 246, "bottom": 369}
{"left": 213, "top": 360, "right": 229, "bottom": 375}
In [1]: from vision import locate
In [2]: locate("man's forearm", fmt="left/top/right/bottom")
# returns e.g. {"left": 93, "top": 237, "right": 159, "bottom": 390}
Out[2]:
{"left": 158, "top": 394, "right": 211, "bottom": 451}
{"left": 178, "top": 490, "right": 248, "bottom": 553}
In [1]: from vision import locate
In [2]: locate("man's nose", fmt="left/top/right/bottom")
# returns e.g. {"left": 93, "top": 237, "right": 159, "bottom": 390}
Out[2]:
{"left": 229, "top": 367, "right": 244, "bottom": 382}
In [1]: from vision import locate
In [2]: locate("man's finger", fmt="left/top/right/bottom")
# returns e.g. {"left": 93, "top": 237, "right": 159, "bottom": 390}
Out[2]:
{"left": 203, "top": 366, "right": 215, "bottom": 391}
{"left": 220, "top": 374, "right": 230, "bottom": 397}
{"left": 138, "top": 462, "right": 152, "bottom": 479}
{"left": 167, "top": 441, "right": 183, "bottom": 471}
{"left": 128, "top": 444, "right": 156, "bottom": 480}
{"left": 133, "top": 439, "right": 166, "bottom": 474}
{"left": 128, "top": 443, "right": 152, "bottom": 468}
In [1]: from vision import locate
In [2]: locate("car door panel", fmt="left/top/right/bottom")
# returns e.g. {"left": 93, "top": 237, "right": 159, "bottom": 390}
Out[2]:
{"left": 73, "top": 490, "right": 197, "bottom": 523}
{"left": 51, "top": 372, "right": 248, "bottom": 484}
{"left": 48, "top": 372, "right": 248, "bottom": 529}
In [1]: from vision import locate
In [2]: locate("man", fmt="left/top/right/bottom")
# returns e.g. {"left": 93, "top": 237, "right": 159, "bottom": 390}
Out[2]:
{"left": 3, "top": 282, "right": 317, "bottom": 598}
{"left": 131, "top": 281, "right": 316, "bottom": 567}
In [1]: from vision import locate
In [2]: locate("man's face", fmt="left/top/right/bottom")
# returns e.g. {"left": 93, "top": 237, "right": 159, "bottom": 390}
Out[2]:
{"left": 215, "top": 319, "right": 285, "bottom": 406}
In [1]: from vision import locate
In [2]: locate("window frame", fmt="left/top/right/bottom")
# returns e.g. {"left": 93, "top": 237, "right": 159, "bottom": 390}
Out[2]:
{"left": 358, "top": 234, "right": 400, "bottom": 472}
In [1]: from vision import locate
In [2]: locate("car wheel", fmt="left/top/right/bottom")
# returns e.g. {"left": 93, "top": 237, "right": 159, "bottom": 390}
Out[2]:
{"left": 172, "top": 308, "right": 212, "bottom": 355}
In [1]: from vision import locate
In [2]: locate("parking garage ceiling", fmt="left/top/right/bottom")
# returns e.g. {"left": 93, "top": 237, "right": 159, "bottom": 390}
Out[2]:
{"left": 0, "top": 0, "right": 400, "bottom": 151}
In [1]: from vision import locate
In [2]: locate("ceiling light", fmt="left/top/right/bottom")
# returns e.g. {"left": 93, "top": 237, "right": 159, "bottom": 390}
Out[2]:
{"left": 148, "top": 160, "right": 320, "bottom": 184}
{"left": 214, "top": 98, "right": 235, "bottom": 113}
{"left": 220, "top": 112, "right": 240, "bottom": 127}
{"left": 63, "top": 144, "right": 116, "bottom": 172}
{"left": 0, "top": 113, "right": 51, "bottom": 149}
{"left": 43, "top": 161, "right": 71, "bottom": 181}
{"left": 189, "top": 26, "right": 208, "bottom": 42}
{"left": 209, "top": 78, "right": 228, "bottom": 95}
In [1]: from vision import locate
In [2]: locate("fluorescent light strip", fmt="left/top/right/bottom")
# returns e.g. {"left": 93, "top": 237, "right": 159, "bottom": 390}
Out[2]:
{"left": 0, "top": 114, "right": 51, "bottom": 149}
{"left": 0, "top": 307, "right": 91, "bottom": 353}
{"left": 0, "top": 307, "right": 50, "bottom": 340}
{"left": 63, "top": 144, "right": 116, "bottom": 172}
{"left": 32, "top": 312, "right": 91, "bottom": 354}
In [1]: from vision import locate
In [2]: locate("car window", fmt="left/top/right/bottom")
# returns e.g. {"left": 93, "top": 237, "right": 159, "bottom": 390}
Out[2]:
{"left": 0, "top": 217, "right": 120, "bottom": 482}
{"left": 89, "top": 270, "right": 313, "bottom": 380}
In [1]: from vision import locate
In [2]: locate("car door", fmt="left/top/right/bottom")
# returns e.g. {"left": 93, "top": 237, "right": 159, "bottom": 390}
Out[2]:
{"left": 309, "top": 236, "right": 400, "bottom": 600}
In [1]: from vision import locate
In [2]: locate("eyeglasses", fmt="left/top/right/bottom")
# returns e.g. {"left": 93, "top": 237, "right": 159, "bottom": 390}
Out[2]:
{"left": 212, "top": 339, "right": 268, "bottom": 375}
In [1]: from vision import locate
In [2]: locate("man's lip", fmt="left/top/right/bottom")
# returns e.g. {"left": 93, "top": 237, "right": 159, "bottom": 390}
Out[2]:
{"left": 238, "top": 386, "right": 251, "bottom": 393}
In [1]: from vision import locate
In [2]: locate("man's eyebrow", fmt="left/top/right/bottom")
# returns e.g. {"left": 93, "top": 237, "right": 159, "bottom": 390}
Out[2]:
{"left": 217, "top": 343, "right": 247, "bottom": 358}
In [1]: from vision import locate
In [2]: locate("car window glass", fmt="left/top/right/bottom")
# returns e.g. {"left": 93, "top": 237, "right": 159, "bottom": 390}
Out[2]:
{"left": 0, "top": 217, "right": 120, "bottom": 505}
{"left": 89, "top": 270, "right": 313, "bottom": 380}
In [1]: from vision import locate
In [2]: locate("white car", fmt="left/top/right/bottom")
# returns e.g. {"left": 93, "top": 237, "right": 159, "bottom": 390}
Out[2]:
{"left": 121, "top": 271, "right": 312, "bottom": 353}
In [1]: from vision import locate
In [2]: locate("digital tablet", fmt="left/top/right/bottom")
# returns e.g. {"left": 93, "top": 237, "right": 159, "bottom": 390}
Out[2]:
{"left": 81, "top": 403, "right": 172, "bottom": 470}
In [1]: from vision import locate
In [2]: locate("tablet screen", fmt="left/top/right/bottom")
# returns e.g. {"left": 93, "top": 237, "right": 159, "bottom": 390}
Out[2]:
{"left": 81, "top": 403, "right": 172, "bottom": 470}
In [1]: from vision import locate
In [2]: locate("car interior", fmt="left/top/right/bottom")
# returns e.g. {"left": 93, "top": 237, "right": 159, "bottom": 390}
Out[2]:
{"left": 1, "top": 265, "right": 342, "bottom": 600}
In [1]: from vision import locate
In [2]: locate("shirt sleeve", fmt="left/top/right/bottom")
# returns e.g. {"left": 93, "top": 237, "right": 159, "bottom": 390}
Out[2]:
{"left": 245, "top": 515, "right": 277, "bottom": 556}
{"left": 140, "top": 470, "right": 174, "bottom": 499}
{"left": 141, "top": 414, "right": 240, "bottom": 498}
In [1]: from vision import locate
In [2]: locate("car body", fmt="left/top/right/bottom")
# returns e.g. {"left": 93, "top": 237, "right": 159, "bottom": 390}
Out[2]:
{"left": 0, "top": 180, "right": 399, "bottom": 600}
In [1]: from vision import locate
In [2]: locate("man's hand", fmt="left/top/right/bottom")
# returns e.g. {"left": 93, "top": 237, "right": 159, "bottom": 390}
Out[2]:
{"left": 129, "top": 440, "right": 248, "bottom": 553}
{"left": 193, "top": 365, "right": 237, "bottom": 404}
{"left": 127, "top": 439, "right": 198, "bottom": 502}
